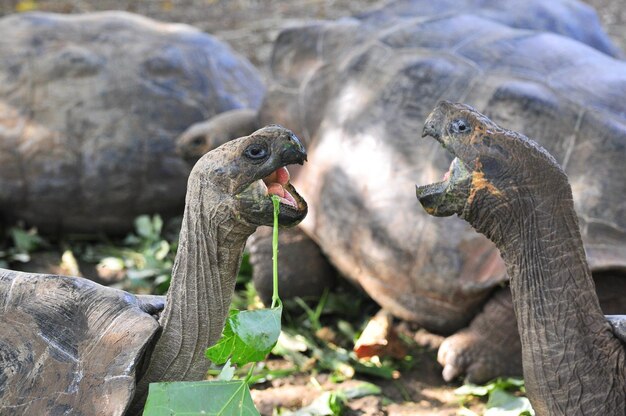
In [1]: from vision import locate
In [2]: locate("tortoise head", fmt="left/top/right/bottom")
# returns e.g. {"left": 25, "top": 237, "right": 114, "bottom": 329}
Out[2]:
{"left": 176, "top": 109, "right": 259, "bottom": 165}
{"left": 190, "top": 124, "right": 308, "bottom": 227}
{"left": 176, "top": 120, "right": 217, "bottom": 164}
{"left": 416, "top": 101, "right": 566, "bottom": 227}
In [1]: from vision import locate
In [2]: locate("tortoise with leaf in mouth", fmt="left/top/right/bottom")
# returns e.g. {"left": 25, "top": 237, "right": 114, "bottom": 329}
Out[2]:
{"left": 0, "top": 126, "right": 307, "bottom": 415}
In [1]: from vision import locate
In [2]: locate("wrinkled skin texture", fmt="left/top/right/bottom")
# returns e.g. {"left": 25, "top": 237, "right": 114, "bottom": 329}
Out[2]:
{"left": 417, "top": 101, "right": 625, "bottom": 416}
{"left": 0, "top": 11, "right": 264, "bottom": 234}
{"left": 177, "top": 0, "right": 626, "bottom": 382}
{"left": 0, "top": 126, "right": 308, "bottom": 416}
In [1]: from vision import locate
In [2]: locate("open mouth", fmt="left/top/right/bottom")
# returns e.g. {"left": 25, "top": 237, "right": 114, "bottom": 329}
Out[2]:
{"left": 260, "top": 166, "right": 298, "bottom": 208}
{"left": 415, "top": 157, "right": 467, "bottom": 199}
{"left": 415, "top": 138, "right": 472, "bottom": 217}
{"left": 238, "top": 162, "right": 307, "bottom": 226}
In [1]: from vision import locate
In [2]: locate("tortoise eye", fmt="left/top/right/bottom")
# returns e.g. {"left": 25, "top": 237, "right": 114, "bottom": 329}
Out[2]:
{"left": 244, "top": 143, "right": 268, "bottom": 161}
{"left": 449, "top": 118, "right": 471, "bottom": 135}
{"left": 190, "top": 136, "right": 205, "bottom": 147}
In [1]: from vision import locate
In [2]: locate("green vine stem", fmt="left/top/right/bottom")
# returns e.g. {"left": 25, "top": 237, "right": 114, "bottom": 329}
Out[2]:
{"left": 271, "top": 195, "right": 281, "bottom": 309}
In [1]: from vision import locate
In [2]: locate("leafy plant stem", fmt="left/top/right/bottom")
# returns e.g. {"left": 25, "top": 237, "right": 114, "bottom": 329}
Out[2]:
{"left": 244, "top": 363, "right": 256, "bottom": 384}
{"left": 271, "top": 195, "right": 280, "bottom": 308}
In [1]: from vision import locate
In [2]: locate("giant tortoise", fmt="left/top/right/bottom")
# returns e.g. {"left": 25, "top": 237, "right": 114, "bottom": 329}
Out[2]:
{"left": 0, "top": 125, "right": 308, "bottom": 415}
{"left": 0, "top": 11, "right": 264, "bottom": 234}
{"left": 177, "top": 0, "right": 626, "bottom": 382}
{"left": 417, "top": 101, "right": 626, "bottom": 415}
{"left": 177, "top": 0, "right": 621, "bottom": 161}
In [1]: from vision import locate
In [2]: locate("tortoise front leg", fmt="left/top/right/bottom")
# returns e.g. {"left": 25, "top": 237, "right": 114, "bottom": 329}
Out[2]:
{"left": 437, "top": 287, "right": 522, "bottom": 383}
{"left": 437, "top": 272, "right": 626, "bottom": 383}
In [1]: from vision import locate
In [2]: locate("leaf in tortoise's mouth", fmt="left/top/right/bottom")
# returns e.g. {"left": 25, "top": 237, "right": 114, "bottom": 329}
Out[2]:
{"left": 260, "top": 166, "right": 297, "bottom": 208}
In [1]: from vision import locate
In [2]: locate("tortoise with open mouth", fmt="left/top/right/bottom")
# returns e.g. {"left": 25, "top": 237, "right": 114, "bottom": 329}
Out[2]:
{"left": 0, "top": 125, "right": 307, "bottom": 416}
{"left": 416, "top": 101, "right": 626, "bottom": 415}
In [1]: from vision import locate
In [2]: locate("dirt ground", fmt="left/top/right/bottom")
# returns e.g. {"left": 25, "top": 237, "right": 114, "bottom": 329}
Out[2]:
{"left": 0, "top": 1, "right": 623, "bottom": 414}
{"left": 249, "top": 326, "right": 487, "bottom": 416}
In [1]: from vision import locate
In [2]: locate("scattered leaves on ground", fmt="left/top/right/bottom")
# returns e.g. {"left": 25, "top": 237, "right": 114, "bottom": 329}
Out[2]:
{"left": 456, "top": 378, "right": 534, "bottom": 416}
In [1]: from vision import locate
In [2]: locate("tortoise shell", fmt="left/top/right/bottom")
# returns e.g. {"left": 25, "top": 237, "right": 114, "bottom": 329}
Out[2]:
{"left": 0, "top": 269, "right": 162, "bottom": 414}
{"left": 0, "top": 11, "right": 264, "bottom": 234}
{"left": 262, "top": 0, "right": 626, "bottom": 332}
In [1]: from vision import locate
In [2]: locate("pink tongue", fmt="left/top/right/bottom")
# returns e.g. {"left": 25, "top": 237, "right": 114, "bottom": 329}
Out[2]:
{"left": 282, "top": 191, "right": 297, "bottom": 207}
{"left": 265, "top": 167, "right": 297, "bottom": 207}
{"left": 267, "top": 182, "right": 297, "bottom": 207}
{"left": 275, "top": 167, "right": 290, "bottom": 185}
{"left": 267, "top": 183, "right": 285, "bottom": 198}
{"left": 443, "top": 170, "right": 451, "bottom": 181}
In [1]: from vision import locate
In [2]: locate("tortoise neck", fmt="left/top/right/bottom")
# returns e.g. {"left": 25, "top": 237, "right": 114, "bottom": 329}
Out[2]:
{"left": 132, "top": 183, "right": 254, "bottom": 408}
{"left": 470, "top": 184, "right": 624, "bottom": 414}
{"left": 160, "top": 199, "right": 252, "bottom": 378}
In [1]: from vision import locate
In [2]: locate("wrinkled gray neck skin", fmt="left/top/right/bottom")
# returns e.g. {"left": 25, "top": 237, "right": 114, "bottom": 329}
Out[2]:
{"left": 130, "top": 178, "right": 254, "bottom": 414}
{"left": 464, "top": 182, "right": 625, "bottom": 415}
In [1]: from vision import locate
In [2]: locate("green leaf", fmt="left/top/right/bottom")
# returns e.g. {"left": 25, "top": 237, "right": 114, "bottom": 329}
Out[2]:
{"left": 127, "top": 269, "right": 159, "bottom": 280}
{"left": 206, "top": 306, "right": 282, "bottom": 366}
{"left": 152, "top": 215, "right": 164, "bottom": 236}
{"left": 124, "top": 234, "right": 142, "bottom": 245}
{"left": 456, "top": 378, "right": 533, "bottom": 416}
{"left": 274, "top": 332, "right": 309, "bottom": 353}
{"left": 10, "top": 227, "right": 43, "bottom": 253}
{"left": 492, "top": 378, "right": 525, "bottom": 391}
{"left": 342, "top": 382, "right": 382, "bottom": 399}
{"left": 217, "top": 359, "right": 236, "bottom": 381}
{"left": 135, "top": 215, "right": 155, "bottom": 239}
{"left": 455, "top": 378, "right": 526, "bottom": 397}
{"left": 236, "top": 252, "right": 253, "bottom": 284}
{"left": 282, "top": 391, "right": 345, "bottom": 416}
{"left": 327, "top": 391, "right": 346, "bottom": 415}
{"left": 143, "top": 380, "right": 260, "bottom": 416}
{"left": 455, "top": 383, "right": 490, "bottom": 397}
{"left": 10, "top": 253, "right": 30, "bottom": 263}
{"left": 351, "top": 360, "right": 396, "bottom": 379}
{"left": 485, "top": 389, "right": 534, "bottom": 416}
{"left": 154, "top": 240, "right": 171, "bottom": 261}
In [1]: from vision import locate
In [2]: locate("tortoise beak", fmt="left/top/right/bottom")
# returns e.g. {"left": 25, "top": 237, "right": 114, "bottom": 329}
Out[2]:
{"left": 422, "top": 108, "right": 443, "bottom": 141}
{"left": 280, "top": 131, "right": 307, "bottom": 165}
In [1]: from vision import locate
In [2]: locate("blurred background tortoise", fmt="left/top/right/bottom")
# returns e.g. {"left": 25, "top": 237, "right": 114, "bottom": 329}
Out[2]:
{"left": 178, "top": 0, "right": 626, "bottom": 382}
{"left": 0, "top": 11, "right": 264, "bottom": 234}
